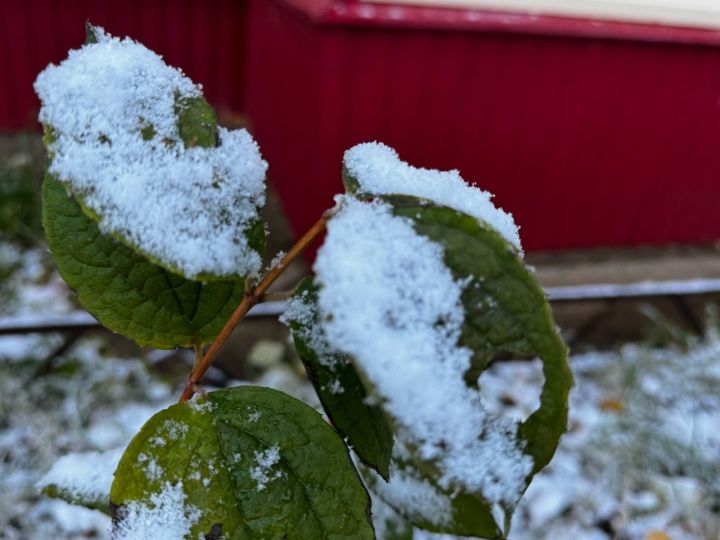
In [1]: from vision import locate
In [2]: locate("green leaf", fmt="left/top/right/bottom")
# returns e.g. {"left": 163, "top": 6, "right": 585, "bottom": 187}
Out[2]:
{"left": 50, "top": 95, "right": 265, "bottom": 282}
{"left": 331, "top": 167, "right": 573, "bottom": 536}
{"left": 39, "top": 447, "right": 122, "bottom": 514}
{"left": 84, "top": 22, "right": 100, "bottom": 44}
{"left": 387, "top": 196, "right": 572, "bottom": 474}
{"left": 285, "top": 277, "right": 394, "bottom": 480}
{"left": 341, "top": 165, "right": 361, "bottom": 194}
{"left": 347, "top": 195, "right": 570, "bottom": 536}
{"left": 176, "top": 95, "right": 217, "bottom": 149}
{"left": 110, "top": 386, "right": 374, "bottom": 539}
{"left": 42, "top": 175, "right": 245, "bottom": 348}
{"left": 42, "top": 483, "right": 104, "bottom": 511}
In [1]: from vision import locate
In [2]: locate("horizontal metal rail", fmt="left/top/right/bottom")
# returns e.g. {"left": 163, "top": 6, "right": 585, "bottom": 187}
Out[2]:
{"left": 545, "top": 278, "right": 720, "bottom": 301}
{"left": 0, "top": 300, "right": 288, "bottom": 336}
{"left": 1, "top": 280, "right": 720, "bottom": 335}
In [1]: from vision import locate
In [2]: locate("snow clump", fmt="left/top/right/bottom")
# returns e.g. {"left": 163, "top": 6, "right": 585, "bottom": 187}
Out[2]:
{"left": 344, "top": 142, "right": 522, "bottom": 253}
{"left": 34, "top": 27, "right": 267, "bottom": 279}
{"left": 314, "top": 197, "right": 533, "bottom": 510}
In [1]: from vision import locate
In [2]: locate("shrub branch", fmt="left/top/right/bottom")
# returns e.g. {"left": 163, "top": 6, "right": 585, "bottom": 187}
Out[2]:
{"left": 179, "top": 211, "right": 331, "bottom": 402}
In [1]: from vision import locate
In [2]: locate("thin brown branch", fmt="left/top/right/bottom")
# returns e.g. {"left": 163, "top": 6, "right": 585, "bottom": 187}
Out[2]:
{"left": 192, "top": 338, "right": 203, "bottom": 370}
{"left": 179, "top": 211, "right": 330, "bottom": 402}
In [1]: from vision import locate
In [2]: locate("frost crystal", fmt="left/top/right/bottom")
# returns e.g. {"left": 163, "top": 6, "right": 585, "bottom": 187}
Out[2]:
{"left": 250, "top": 446, "right": 283, "bottom": 491}
{"left": 34, "top": 27, "right": 267, "bottom": 279}
{"left": 314, "top": 197, "right": 533, "bottom": 506}
{"left": 344, "top": 142, "right": 522, "bottom": 253}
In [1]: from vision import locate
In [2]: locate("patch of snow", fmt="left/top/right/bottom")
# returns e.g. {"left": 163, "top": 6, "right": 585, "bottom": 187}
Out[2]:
{"left": 370, "top": 461, "right": 453, "bottom": 528}
{"left": 268, "top": 250, "right": 286, "bottom": 270}
{"left": 87, "top": 402, "right": 168, "bottom": 450}
{"left": 281, "top": 288, "right": 347, "bottom": 395}
{"left": 325, "top": 379, "right": 344, "bottom": 395}
{"left": 281, "top": 289, "right": 342, "bottom": 369}
{"left": 34, "top": 27, "right": 267, "bottom": 279}
{"left": 37, "top": 447, "right": 123, "bottom": 505}
{"left": 344, "top": 142, "right": 522, "bottom": 253}
{"left": 510, "top": 339, "right": 720, "bottom": 539}
{"left": 112, "top": 482, "right": 200, "bottom": 540}
{"left": 144, "top": 458, "right": 163, "bottom": 482}
{"left": 0, "top": 323, "right": 172, "bottom": 539}
{"left": 370, "top": 492, "right": 410, "bottom": 540}
{"left": 314, "top": 197, "right": 532, "bottom": 506}
{"left": 250, "top": 446, "right": 283, "bottom": 491}
{"left": 188, "top": 396, "right": 215, "bottom": 414}
{"left": 162, "top": 420, "right": 189, "bottom": 442}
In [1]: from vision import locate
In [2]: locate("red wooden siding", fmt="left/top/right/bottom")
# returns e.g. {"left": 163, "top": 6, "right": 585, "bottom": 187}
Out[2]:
{"left": 244, "top": 0, "right": 720, "bottom": 251}
{"left": 0, "top": 0, "right": 248, "bottom": 131}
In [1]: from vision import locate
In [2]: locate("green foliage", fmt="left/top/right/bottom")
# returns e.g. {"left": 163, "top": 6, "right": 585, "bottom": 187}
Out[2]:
{"left": 37, "top": 27, "right": 572, "bottom": 540}
{"left": 0, "top": 151, "right": 42, "bottom": 244}
{"left": 42, "top": 176, "right": 245, "bottom": 349}
{"left": 111, "top": 387, "right": 374, "bottom": 539}
{"left": 285, "top": 277, "right": 394, "bottom": 480}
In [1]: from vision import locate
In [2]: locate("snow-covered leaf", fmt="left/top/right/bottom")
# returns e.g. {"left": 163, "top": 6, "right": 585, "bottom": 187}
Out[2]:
{"left": 342, "top": 142, "right": 522, "bottom": 254}
{"left": 309, "top": 144, "right": 572, "bottom": 537}
{"left": 389, "top": 196, "right": 572, "bottom": 474}
{"left": 42, "top": 176, "right": 246, "bottom": 349}
{"left": 38, "top": 448, "right": 123, "bottom": 513}
{"left": 283, "top": 277, "right": 394, "bottom": 480}
{"left": 110, "top": 386, "right": 374, "bottom": 539}
{"left": 35, "top": 26, "right": 266, "bottom": 280}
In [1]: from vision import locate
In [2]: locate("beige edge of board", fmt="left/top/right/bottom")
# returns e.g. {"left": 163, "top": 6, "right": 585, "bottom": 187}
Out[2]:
{"left": 360, "top": 0, "right": 720, "bottom": 30}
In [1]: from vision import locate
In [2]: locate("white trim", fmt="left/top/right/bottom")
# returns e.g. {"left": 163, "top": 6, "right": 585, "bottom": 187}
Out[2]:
{"left": 361, "top": 0, "right": 720, "bottom": 30}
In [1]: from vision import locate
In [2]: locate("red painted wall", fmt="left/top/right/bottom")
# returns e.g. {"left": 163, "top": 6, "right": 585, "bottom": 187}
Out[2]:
{"left": 245, "top": 0, "right": 720, "bottom": 251}
{"left": 0, "top": 0, "right": 248, "bottom": 131}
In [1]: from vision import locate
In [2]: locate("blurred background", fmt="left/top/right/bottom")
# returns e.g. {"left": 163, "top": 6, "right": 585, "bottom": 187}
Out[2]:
{"left": 0, "top": 1, "right": 719, "bottom": 539}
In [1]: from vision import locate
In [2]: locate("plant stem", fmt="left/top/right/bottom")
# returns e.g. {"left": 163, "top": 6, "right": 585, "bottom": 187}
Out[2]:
{"left": 179, "top": 211, "right": 330, "bottom": 402}
{"left": 192, "top": 338, "right": 203, "bottom": 370}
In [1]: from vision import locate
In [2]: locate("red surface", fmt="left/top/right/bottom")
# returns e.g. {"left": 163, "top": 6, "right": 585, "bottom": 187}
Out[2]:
{"left": 0, "top": 0, "right": 248, "bottom": 131}
{"left": 245, "top": 0, "right": 720, "bottom": 252}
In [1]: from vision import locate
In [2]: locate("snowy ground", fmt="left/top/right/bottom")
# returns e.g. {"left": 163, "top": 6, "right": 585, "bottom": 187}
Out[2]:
{"left": 1, "top": 240, "right": 718, "bottom": 540}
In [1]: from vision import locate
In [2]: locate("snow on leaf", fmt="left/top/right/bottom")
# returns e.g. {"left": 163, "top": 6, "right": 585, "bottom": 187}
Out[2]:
{"left": 315, "top": 198, "right": 533, "bottom": 508}
{"left": 38, "top": 447, "right": 124, "bottom": 512}
{"left": 282, "top": 276, "right": 394, "bottom": 479}
{"left": 34, "top": 26, "right": 267, "bottom": 280}
{"left": 110, "top": 388, "right": 373, "bottom": 539}
{"left": 112, "top": 482, "right": 199, "bottom": 540}
{"left": 343, "top": 142, "right": 522, "bottom": 253}
{"left": 313, "top": 177, "right": 571, "bottom": 536}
